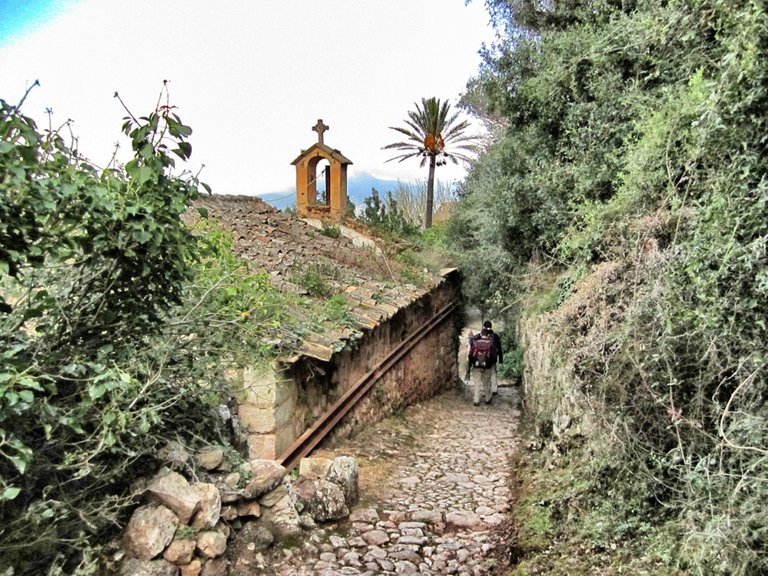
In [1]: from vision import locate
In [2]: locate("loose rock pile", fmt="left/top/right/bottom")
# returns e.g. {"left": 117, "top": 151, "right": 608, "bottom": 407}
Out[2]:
{"left": 115, "top": 446, "right": 360, "bottom": 576}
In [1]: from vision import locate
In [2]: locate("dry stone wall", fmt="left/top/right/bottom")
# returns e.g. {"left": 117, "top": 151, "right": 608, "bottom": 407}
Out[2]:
{"left": 300, "top": 275, "right": 460, "bottom": 447}
{"left": 114, "top": 443, "right": 360, "bottom": 576}
{"left": 234, "top": 272, "right": 461, "bottom": 460}
{"left": 520, "top": 262, "right": 624, "bottom": 444}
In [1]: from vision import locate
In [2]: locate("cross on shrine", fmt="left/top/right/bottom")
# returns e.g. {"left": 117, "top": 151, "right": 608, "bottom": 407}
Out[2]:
{"left": 312, "top": 119, "right": 329, "bottom": 145}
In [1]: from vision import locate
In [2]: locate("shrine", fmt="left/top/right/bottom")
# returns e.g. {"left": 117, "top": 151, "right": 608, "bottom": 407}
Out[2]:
{"left": 291, "top": 119, "right": 352, "bottom": 218}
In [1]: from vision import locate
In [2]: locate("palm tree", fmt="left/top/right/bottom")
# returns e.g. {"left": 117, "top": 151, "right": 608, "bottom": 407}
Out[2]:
{"left": 383, "top": 97, "right": 478, "bottom": 229}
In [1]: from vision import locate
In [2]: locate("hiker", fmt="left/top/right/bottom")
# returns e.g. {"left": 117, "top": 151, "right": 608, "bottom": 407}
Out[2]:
{"left": 468, "top": 327, "right": 498, "bottom": 406}
{"left": 482, "top": 320, "right": 504, "bottom": 395}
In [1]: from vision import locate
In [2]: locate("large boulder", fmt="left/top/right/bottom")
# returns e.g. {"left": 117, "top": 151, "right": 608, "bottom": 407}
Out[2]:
{"left": 148, "top": 469, "right": 201, "bottom": 525}
{"left": 123, "top": 505, "right": 179, "bottom": 561}
{"left": 298, "top": 478, "right": 349, "bottom": 522}
{"left": 259, "top": 492, "right": 302, "bottom": 540}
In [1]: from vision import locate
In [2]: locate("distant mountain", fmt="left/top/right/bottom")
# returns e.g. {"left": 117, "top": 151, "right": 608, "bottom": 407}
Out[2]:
{"left": 257, "top": 173, "right": 403, "bottom": 211}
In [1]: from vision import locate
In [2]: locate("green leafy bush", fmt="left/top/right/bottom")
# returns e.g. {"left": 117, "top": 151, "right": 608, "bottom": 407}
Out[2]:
{"left": 456, "top": 0, "right": 768, "bottom": 573}
{"left": 359, "top": 187, "right": 421, "bottom": 238}
{"left": 0, "top": 86, "right": 233, "bottom": 574}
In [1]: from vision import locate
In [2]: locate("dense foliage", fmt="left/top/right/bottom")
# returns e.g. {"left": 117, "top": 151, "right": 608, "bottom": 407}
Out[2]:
{"left": 0, "top": 87, "right": 307, "bottom": 574}
{"left": 452, "top": 0, "right": 767, "bottom": 573}
{"left": 0, "top": 87, "right": 214, "bottom": 573}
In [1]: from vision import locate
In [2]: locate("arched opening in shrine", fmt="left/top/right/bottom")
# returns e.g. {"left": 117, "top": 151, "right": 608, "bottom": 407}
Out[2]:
{"left": 292, "top": 119, "right": 352, "bottom": 219}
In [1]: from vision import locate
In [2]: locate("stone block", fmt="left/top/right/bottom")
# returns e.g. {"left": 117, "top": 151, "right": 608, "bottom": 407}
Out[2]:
{"left": 240, "top": 366, "right": 294, "bottom": 407}
{"left": 123, "top": 505, "right": 179, "bottom": 561}
{"left": 245, "top": 433, "right": 277, "bottom": 460}
{"left": 274, "top": 421, "right": 298, "bottom": 457}
{"left": 299, "top": 457, "right": 333, "bottom": 479}
{"left": 274, "top": 396, "right": 296, "bottom": 429}
{"left": 148, "top": 470, "right": 201, "bottom": 525}
{"left": 237, "top": 404, "right": 276, "bottom": 434}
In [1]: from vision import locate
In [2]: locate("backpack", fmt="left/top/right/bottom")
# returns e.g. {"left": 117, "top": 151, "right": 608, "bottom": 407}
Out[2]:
{"left": 471, "top": 335, "right": 497, "bottom": 368}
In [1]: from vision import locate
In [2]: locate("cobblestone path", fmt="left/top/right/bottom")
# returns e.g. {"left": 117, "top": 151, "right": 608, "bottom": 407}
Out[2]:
{"left": 268, "top": 382, "right": 521, "bottom": 575}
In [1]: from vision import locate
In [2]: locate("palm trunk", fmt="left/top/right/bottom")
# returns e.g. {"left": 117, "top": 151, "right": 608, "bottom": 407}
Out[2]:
{"left": 425, "top": 155, "right": 436, "bottom": 229}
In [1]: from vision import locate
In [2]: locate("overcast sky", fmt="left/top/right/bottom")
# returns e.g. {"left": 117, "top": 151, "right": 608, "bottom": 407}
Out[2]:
{"left": 0, "top": 0, "right": 495, "bottom": 197}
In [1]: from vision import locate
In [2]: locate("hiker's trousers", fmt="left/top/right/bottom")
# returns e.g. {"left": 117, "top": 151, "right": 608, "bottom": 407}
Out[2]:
{"left": 474, "top": 367, "right": 493, "bottom": 404}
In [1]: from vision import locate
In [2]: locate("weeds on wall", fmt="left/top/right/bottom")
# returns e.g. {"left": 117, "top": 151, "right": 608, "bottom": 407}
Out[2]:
{"left": 288, "top": 260, "right": 341, "bottom": 298}
{"left": 319, "top": 223, "right": 341, "bottom": 238}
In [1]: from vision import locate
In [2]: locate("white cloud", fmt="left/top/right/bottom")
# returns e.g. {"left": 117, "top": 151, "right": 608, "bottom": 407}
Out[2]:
{"left": 0, "top": 0, "right": 494, "bottom": 195}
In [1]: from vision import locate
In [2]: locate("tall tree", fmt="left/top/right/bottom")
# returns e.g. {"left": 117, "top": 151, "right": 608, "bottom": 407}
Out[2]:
{"left": 383, "top": 97, "right": 478, "bottom": 229}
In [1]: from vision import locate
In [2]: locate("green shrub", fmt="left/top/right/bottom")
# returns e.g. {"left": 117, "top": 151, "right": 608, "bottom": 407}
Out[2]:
{"left": 319, "top": 223, "right": 341, "bottom": 238}
{"left": 0, "top": 87, "right": 231, "bottom": 574}
{"left": 289, "top": 260, "right": 340, "bottom": 298}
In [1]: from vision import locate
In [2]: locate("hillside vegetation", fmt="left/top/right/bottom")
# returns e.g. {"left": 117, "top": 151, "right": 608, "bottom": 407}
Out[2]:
{"left": 449, "top": 0, "right": 767, "bottom": 573}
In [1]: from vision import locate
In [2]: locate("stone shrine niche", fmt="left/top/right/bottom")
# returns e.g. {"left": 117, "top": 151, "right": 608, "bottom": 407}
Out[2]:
{"left": 291, "top": 119, "right": 353, "bottom": 218}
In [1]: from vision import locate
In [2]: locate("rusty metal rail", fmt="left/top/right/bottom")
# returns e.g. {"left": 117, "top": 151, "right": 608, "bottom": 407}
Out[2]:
{"left": 276, "top": 300, "right": 458, "bottom": 471}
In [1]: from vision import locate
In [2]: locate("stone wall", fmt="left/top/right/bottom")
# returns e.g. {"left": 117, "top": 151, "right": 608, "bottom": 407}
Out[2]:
{"left": 234, "top": 271, "right": 462, "bottom": 461}
{"left": 232, "top": 367, "right": 298, "bottom": 461}
{"left": 322, "top": 276, "right": 460, "bottom": 446}
{"left": 519, "top": 263, "right": 623, "bottom": 444}
{"left": 115, "top": 448, "right": 360, "bottom": 575}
